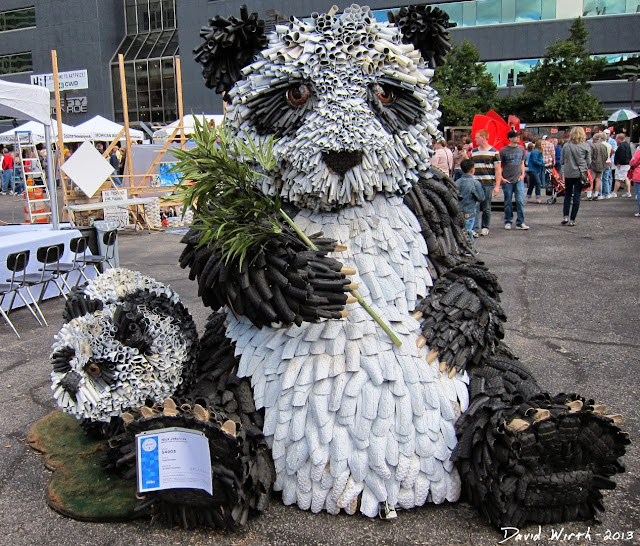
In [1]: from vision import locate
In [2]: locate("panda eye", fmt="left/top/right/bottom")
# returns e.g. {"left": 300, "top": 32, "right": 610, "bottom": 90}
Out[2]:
{"left": 375, "top": 84, "right": 394, "bottom": 104}
{"left": 286, "top": 84, "right": 310, "bottom": 107}
{"left": 52, "top": 347, "right": 75, "bottom": 373}
{"left": 86, "top": 362, "right": 101, "bottom": 376}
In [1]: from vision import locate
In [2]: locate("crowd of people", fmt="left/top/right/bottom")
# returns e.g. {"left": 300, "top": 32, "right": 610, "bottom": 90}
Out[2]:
{"left": 433, "top": 126, "right": 639, "bottom": 242}
{"left": 0, "top": 147, "right": 48, "bottom": 196}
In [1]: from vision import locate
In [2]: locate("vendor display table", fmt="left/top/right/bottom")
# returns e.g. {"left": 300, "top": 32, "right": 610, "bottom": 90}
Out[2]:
{"left": 0, "top": 225, "right": 96, "bottom": 311}
{"left": 65, "top": 197, "right": 157, "bottom": 231}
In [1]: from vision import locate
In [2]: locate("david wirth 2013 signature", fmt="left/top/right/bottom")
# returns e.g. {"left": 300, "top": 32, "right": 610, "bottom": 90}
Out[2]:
{"left": 500, "top": 526, "right": 635, "bottom": 543}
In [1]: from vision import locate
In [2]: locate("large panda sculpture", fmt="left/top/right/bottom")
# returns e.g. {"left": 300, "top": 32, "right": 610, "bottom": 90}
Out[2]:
{"left": 51, "top": 4, "right": 628, "bottom": 531}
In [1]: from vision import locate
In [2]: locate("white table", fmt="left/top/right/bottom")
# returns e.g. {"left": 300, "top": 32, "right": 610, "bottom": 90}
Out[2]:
{"left": 65, "top": 197, "right": 157, "bottom": 230}
{"left": 0, "top": 225, "right": 96, "bottom": 311}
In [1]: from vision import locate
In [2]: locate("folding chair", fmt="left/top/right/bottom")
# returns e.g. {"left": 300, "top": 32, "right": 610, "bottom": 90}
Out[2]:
{"left": 1, "top": 250, "right": 46, "bottom": 336}
{"left": 43, "top": 236, "right": 92, "bottom": 290}
{"left": 20, "top": 244, "right": 68, "bottom": 325}
{"left": 80, "top": 230, "right": 117, "bottom": 273}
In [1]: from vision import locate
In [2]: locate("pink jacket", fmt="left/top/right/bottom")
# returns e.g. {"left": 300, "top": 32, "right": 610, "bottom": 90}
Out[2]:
{"left": 629, "top": 147, "right": 640, "bottom": 183}
{"left": 432, "top": 147, "right": 453, "bottom": 175}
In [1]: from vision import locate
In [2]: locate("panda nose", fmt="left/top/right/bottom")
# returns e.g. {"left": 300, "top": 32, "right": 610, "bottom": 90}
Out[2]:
{"left": 322, "top": 151, "right": 363, "bottom": 175}
{"left": 60, "top": 370, "right": 82, "bottom": 394}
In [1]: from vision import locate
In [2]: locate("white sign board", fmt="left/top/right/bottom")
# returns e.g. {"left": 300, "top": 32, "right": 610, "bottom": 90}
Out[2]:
{"left": 136, "top": 427, "right": 212, "bottom": 495}
{"left": 102, "top": 189, "right": 130, "bottom": 228}
{"left": 31, "top": 69, "right": 88, "bottom": 92}
{"left": 60, "top": 141, "right": 114, "bottom": 198}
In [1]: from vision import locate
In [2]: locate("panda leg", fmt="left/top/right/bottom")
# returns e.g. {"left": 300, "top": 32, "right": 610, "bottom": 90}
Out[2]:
{"left": 453, "top": 349, "right": 630, "bottom": 529}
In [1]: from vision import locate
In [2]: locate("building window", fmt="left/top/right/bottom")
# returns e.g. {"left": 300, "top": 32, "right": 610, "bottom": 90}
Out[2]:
{"left": 113, "top": 0, "right": 178, "bottom": 125}
{"left": 0, "top": 6, "right": 36, "bottom": 32}
{"left": 125, "top": 0, "right": 176, "bottom": 34}
{"left": 584, "top": 0, "right": 640, "bottom": 15}
{"left": 0, "top": 51, "right": 33, "bottom": 75}
{"left": 487, "top": 52, "right": 640, "bottom": 86}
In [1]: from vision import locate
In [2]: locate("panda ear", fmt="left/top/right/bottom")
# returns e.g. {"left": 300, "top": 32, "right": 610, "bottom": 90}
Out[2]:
{"left": 387, "top": 5, "right": 456, "bottom": 68}
{"left": 62, "top": 289, "right": 104, "bottom": 322}
{"left": 194, "top": 5, "right": 269, "bottom": 95}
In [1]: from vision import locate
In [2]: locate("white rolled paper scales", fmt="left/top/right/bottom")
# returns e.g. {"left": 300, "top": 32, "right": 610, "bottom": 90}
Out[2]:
{"left": 50, "top": 268, "right": 198, "bottom": 422}
{"left": 224, "top": 4, "right": 442, "bottom": 212}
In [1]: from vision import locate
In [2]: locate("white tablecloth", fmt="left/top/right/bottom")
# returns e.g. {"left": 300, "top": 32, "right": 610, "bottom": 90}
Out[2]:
{"left": 0, "top": 226, "right": 96, "bottom": 311}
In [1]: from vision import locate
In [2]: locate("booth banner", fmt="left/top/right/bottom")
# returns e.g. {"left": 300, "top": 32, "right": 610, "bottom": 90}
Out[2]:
{"left": 136, "top": 427, "right": 212, "bottom": 495}
{"left": 102, "top": 189, "right": 130, "bottom": 227}
{"left": 159, "top": 162, "right": 180, "bottom": 186}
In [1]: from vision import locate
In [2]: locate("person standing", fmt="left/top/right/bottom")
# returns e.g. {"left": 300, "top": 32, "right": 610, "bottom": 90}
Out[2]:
{"left": 452, "top": 143, "right": 467, "bottom": 181}
{"left": 588, "top": 133, "right": 608, "bottom": 200}
{"left": 526, "top": 140, "right": 544, "bottom": 203}
{"left": 471, "top": 129, "right": 502, "bottom": 236}
{"left": 628, "top": 145, "right": 640, "bottom": 216}
{"left": 612, "top": 133, "right": 632, "bottom": 197}
{"left": 560, "top": 127, "right": 591, "bottom": 227}
{"left": 541, "top": 135, "right": 555, "bottom": 189}
{"left": 601, "top": 133, "right": 613, "bottom": 198}
{"left": 455, "top": 158, "right": 485, "bottom": 245}
{"left": 110, "top": 146, "right": 122, "bottom": 186}
{"left": 553, "top": 137, "right": 562, "bottom": 175}
{"left": 498, "top": 130, "right": 528, "bottom": 230}
{"left": 118, "top": 148, "right": 127, "bottom": 186}
{"left": 1, "top": 148, "right": 14, "bottom": 195}
{"left": 432, "top": 139, "right": 453, "bottom": 177}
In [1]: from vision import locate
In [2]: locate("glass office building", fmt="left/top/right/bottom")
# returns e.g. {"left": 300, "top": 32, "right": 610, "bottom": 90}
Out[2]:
{"left": 0, "top": 1, "right": 637, "bottom": 131}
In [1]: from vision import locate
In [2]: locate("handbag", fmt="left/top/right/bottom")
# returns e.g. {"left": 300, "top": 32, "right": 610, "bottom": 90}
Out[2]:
{"left": 580, "top": 170, "right": 592, "bottom": 189}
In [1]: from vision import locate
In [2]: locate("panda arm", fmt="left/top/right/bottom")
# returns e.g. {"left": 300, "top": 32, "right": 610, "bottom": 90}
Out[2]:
{"left": 179, "top": 225, "right": 352, "bottom": 328}
{"left": 405, "top": 168, "right": 506, "bottom": 373}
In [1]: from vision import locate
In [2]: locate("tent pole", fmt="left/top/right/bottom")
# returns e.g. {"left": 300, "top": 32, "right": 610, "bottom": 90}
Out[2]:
{"left": 44, "top": 126, "right": 59, "bottom": 229}
{"left": 51, "top": 50, "right": 69, "bottom": 222}
{"left": 118, "top": 54, "right": 134, "bottom": 185}
{"left": 176, "top": 57, "right": 185, "bottom": 150}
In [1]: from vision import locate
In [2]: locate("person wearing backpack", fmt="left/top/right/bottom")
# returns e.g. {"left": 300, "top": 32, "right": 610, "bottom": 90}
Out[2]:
{"left": 611, "top": 133, "right": 632, "bottom": 197}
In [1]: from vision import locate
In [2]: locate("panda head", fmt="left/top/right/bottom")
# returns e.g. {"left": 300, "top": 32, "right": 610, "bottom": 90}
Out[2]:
{"left": 50, "top": 269, "right": 198, "bottom": 422}
{"left": 195, "top": 4, "right": 454, "bottom": 211}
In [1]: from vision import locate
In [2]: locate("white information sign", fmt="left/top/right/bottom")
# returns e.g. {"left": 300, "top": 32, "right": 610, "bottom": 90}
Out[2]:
{"left": 60, "top": 141, "right": 114, "bottom": 198}
{"left": 31, "top": 69, "right": 89, "bottom": 92}
{"left": 102, "top": 189, "right": 130, "bottom": 228}
{"left": 136, "top": 427, "right": 212, "bottom": 495}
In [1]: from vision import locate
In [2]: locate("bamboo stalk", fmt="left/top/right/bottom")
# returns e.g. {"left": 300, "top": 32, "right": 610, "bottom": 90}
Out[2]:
{"left": 279, "top": 209, "right": 402, "bottom": 347}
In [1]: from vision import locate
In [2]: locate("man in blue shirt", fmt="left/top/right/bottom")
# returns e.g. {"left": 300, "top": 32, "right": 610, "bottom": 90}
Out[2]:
{"left": 498, "top": 131, "right": 529, "bottom": 230}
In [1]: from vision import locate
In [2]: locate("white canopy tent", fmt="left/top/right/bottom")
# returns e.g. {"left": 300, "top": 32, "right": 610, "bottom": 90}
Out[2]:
{"left": 75, "top": 114, "right": 144, "bottom": 142}
{"left": 152, "top": 114, "right": 224, "bottom": 139}
{"left": 0, "top": 120, "right": 90, "bottom": 144}
{"left": 0, "top": 79, "right": 59, "bottom": 228}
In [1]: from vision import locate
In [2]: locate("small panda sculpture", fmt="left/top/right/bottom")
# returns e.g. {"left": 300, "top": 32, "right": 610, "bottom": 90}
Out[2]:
{"left": 51, "top": 268, "right": 200, "bottom": 421}
{"left": 51, "top": 4, "right": 628, "bottom": 532}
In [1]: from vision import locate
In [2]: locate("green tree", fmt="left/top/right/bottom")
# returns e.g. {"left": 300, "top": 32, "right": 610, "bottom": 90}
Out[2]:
{"left": 431, "top": 40, "right": 498, "bottom": 127}
{"left": 511, "top": 17, "right": 606, "bottom": 122}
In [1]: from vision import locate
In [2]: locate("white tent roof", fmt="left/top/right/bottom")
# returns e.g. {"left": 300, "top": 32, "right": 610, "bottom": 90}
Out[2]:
{"left": 75, "top": 114, "right": 144, "bottom": 141}
{"left": 0, "top": 120, "right": 90, "bottom": 144}
{"left": 0, "top": 79, "right": 51, "bottom": 126}
{"left": 153, "top": 114, "right": 224, "bottom": 139}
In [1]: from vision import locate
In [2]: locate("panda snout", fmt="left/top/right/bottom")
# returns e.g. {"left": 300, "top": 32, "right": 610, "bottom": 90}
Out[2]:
{"left": 60, "top": 370, "right": 83, "bottom": 394}
{"left": 322, "top": 151, "right": 363, "bottom": 175}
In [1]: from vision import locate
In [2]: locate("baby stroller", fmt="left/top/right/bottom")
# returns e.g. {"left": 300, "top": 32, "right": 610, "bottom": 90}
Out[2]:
{"left": 545, "top": 167, "right": 564, "bottom": 204}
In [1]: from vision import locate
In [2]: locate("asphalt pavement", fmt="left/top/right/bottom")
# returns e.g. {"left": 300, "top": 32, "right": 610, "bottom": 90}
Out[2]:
{"left": 1, "top": 192, "right": 639, "bottom": 546}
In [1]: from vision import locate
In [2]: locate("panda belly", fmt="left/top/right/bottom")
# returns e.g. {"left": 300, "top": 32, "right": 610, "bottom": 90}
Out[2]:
{"left": 225, "top": 195, "right": 469, "bottom": 516}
